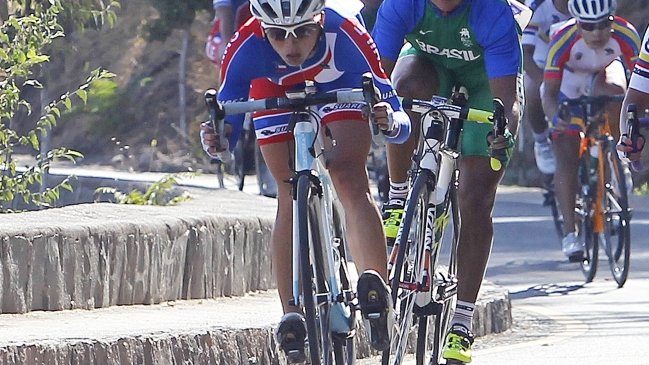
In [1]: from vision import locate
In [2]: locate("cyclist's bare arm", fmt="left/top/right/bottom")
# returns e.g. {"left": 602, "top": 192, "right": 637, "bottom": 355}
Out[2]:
{"left": 618, "top": 88, "right": 648, "bottom": 161}
{"left": 489, "top": 75, "right": 520, "bottom": 136}
{"left": 214, "top": 3, "right": 235, "bottom": 43}
{"left": 541, "top": 77, "right": 563, "bottom": 127}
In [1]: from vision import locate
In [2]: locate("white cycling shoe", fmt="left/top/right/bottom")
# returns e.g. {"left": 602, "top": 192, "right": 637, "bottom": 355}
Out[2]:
{"left": 534, "top": 140, "right": 556, "bottom": 175}
{"left": 562, "top": 232, "right": 585, "bottom": 262}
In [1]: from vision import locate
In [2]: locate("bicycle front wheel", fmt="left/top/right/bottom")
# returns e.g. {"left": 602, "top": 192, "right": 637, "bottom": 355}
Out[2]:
{"left": 578, "top": 153, "right": 599, "bottom": 282}
{"left": 384, "top": 170, "right": 435, "bottom": 365}
{"left": 425, "top": 186, "right": 458, "bottom": 365}
{"left": 296, "top": 174, "right": 330, "bottom": 365}
{"left": 602, "top": 143, "right": 631, "bottom": 287}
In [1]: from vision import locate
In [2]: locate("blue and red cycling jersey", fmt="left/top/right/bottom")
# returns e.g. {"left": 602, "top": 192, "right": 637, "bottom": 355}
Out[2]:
{"left": 217, "top": 3, "right": 410, "bottom": 149}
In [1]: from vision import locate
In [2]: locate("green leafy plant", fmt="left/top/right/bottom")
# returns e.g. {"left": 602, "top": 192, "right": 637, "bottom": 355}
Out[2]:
{"left": 0, "top": 2, "right": 119, "bottom": 212}
{"left": 95, "top": 172, "right": 195, "bottom": 206}
{"left": 0, "top": 1, "right": 120, "bottom": 212}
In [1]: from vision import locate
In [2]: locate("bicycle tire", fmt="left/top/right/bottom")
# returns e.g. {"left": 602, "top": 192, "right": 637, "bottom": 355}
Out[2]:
{"left": 578, "top": 152, "right": 599, "bottom": 282}
{"left": 383, "top": 170, "right": 435, "bottom": 365}
{"left": 425, "top": 187, "right": 459, "bottom": 365}
{"left": 297, "top": 174, "right": 330, "bottom": 365}
{"left": 602, "top": 141, "right": 631, "bottom": 287}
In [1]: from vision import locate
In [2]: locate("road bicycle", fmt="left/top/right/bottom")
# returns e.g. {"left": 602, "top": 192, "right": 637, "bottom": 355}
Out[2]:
{"left": 545, "top": 94, "right": 631, "bottom": 287}
{"left": 204, "top": 75, "right": 381, "bottom": 365}
{"left": 382, "top": 88, "right": 505, "bottom": 365}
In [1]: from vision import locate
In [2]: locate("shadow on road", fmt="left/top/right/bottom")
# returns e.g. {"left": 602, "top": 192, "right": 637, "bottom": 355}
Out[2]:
{"left": 510, "top": 282, "right": 584, "bottom": 299}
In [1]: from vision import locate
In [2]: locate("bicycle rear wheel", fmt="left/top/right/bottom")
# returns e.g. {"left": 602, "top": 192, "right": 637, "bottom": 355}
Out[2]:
{"left": 383, "top": 170, "right": 435, "bottom": 365}
{"left": 296, "top": 174, "right": 330, "bottom": 365}
{"left": 578, "top": 153, "right": 599, "bottom": 282}
{"left": 602, "top": 142, "right": 631, "bottom": 287}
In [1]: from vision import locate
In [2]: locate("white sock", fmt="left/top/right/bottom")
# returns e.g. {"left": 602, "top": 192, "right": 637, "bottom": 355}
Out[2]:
{"left": 450, "top": 300, "right": 475, "bottom": 330}
{"left": 388, "top": 180, "right": 408, "bottom": 202}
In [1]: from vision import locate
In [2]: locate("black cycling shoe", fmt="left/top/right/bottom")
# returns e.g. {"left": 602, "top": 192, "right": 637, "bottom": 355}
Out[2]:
{"left": 275, "top": 312, "right": 307, "bottom": 364}
{"left": 357, "top": 270, "right": 393, "bottom": 352}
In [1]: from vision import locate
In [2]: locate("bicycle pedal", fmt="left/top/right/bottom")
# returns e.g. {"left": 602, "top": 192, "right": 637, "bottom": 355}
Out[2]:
{"left": 285, "top": 349, "right": 306, "bottom": 364}
{"left": 365, "top": 312, "right": 382, "bottom": 319}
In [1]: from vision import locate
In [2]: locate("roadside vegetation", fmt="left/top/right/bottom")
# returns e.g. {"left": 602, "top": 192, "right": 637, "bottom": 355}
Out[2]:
{"left": 0, "top": 1, "right": 119, "bottom": 212}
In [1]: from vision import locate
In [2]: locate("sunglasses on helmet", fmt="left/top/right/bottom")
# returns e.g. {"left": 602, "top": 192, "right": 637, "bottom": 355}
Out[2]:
{"left": 578, "top": 16, "right": 613, "bottom": 32}
{"left": 261, "top": 15, "right": 322, "bottom": 41}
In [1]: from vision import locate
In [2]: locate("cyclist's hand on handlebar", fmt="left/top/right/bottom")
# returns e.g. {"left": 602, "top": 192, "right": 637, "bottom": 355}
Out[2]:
{"left": 617, "top": 134, "right": 645, "bottom": 162}
{"left": 487, "top": 129, "right": 515, "bottom": 167}
{"left": 200, "top": 121, "right": 232, "bottom": 159}
{"left": 370, "top": 102, "right": 394, "bottom": 133}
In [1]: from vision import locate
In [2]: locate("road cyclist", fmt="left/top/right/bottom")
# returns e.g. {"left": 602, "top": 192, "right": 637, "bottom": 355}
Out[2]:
{"left": 541, "top": 0, "right": 640, "bottom": 261}
{"left": 371, "top": 0, "right": 524, "bottom": 363}
{"left": 200, "top": 0, "right": 412, "bottom": 362}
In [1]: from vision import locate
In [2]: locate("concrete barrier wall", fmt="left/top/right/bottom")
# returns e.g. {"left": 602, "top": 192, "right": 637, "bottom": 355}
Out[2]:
{"left": 0, "top": 188, "right": 277, "bottom": 314}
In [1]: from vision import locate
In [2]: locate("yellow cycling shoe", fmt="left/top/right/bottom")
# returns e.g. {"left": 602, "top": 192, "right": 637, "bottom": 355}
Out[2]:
{"left": 442, "top": 324, "right": 475, "bottom": 364}
{"left": 382, "top": 198, "right": 405, "bottom": 244}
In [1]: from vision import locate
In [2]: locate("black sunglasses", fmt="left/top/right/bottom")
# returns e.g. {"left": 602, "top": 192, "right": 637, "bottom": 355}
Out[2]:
{"left": 579, "top": 17, "right": 613, "bottom": 32}
{"left": 262, "top": 22, "right": 321, "bottom": 41}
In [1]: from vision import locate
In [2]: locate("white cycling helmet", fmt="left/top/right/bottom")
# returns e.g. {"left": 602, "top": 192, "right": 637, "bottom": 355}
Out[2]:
{"left": 568, "top": 0, "right": 616, "bottom": 23}
{"left": 250, "top": 0, "right": 325, "bottom": 26}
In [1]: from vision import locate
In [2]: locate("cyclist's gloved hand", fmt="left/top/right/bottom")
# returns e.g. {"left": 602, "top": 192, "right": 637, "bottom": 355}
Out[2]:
{"left": 370, "top": 102, "right": 395, "bottom": 134}
{"left": 200, "top": 121, "right": 232, "bottom": 159}
{"left": 487, "top": 129, "right": 515, "bottom": 167}
{"left": 617, "top": 133, "right": 645, "bottom": 163}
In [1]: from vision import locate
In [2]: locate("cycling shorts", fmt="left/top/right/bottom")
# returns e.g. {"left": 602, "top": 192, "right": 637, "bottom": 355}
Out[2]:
{"left": 249, "top": 78, "right": 365, "bottom": 146}
{"left": 399, "top": 45, "right": 502, "bottom": 157}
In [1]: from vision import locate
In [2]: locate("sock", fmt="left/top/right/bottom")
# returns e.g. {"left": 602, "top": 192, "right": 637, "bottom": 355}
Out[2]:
{"left": 388, "top": 180, "right": 409, "bottom": 203}
{"left": 450, "top": 300, "right": 475, "bottom": 330}
{"left": 533, "top": 131, "right": 549, "bottom": 144}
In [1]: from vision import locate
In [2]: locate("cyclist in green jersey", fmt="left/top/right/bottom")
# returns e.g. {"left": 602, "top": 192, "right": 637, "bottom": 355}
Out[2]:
{"left": 372, "top": 0, "right": 524, "bottom": 363}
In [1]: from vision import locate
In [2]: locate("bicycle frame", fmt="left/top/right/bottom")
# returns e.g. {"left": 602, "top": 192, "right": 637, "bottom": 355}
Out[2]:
{"left": 384, "top": 92, "right": 496, "bottom": 365}
{"left": 290, "top": 108, "right": 353, "bottom": 333}
{"left": 559, "top": 93, "right": 631, "bottom": 286}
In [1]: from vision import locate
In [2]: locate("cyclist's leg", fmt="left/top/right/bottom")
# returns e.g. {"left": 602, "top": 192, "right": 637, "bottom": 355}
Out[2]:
{"left": 250, "top": 79, "right": 306, "bottom": 358}
{"left": 323, "top": 111, "right": 393, "bottom": 351}
{"left": 526, "top": 73, "right": 556, "bottom": 173}
{"left": 442, "top": 68, "right": 520, "bottom": 364}
{"left": 384, "top": 47, "right": 443, "bottom": 242}
{"left": 324, "top": 118, "right": 386, "bottom": 278}
{"left": 551, "top": 116, "right": 582, "bottom": 251}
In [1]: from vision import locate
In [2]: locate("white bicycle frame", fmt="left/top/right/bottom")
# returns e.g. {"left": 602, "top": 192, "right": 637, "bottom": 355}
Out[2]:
{"left": 291, "top": 108, "right": 353, "bottom": 334}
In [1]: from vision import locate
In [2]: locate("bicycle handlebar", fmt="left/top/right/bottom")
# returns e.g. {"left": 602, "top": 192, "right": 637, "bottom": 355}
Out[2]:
{"left": 559, "top": 94, "right": 625, "bottom": 107}
{"left": 400, "top": 95, "right": 507, "bottom": 171}
{"left": 400, "top": 97, "right": 494, "bottom": 124}
{"left": 204, "top": 89, "right": 232, "bottom": 164}
{"left": 626, "top": 104, "right": 643, "bottom": 171}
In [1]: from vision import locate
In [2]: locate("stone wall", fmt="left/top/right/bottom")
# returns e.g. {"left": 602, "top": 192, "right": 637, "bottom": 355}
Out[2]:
{"left": 0, "top": 188, "right": 277, "bottom": 314}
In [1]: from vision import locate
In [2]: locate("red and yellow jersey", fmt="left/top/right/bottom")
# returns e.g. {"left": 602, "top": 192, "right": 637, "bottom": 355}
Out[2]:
{"left": 629, "top": 27, "right": 649, "bottom": 93}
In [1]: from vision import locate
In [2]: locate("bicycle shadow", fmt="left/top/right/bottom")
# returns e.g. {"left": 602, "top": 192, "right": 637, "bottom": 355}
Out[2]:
{"left": 510, "top": 282, "right": 585, "bottom": 299}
